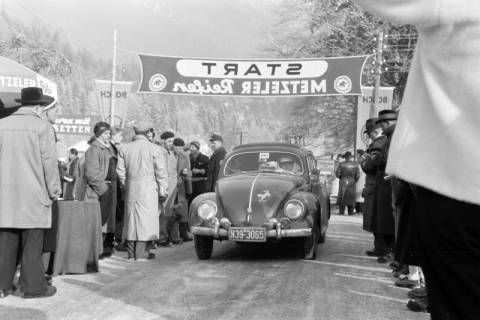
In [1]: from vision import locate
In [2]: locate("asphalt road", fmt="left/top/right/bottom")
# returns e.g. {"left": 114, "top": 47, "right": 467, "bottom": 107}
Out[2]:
{"left": 0, "top": 215, "right": 429, "bottom": 320}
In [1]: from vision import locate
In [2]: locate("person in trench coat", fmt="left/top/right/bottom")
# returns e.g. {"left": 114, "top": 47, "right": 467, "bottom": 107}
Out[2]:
{"left": 0, "top": 87, "right": 61, "bottom": 298}
{"left": 116, "top": 122, "right": 168, "bottom": 260}
{"left": 173, "top": 138, "right": 193, "bottom": 241}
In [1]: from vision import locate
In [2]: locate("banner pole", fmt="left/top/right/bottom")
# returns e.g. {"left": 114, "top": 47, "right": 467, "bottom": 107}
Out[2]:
{"left": 109, "top": 30, "right": 117, "bottom": 127}
{"left": 371, "top": 29, "right": 384, "bottom": 117}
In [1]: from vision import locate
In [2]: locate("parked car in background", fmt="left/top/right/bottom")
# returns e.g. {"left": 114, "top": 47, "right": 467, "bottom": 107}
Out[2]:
{"left": 189, "top": 142, "right": 330, "bottom": 260}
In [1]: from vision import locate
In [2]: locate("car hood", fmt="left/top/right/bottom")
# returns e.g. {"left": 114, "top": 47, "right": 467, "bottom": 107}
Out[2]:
{"left": 217, "top": 173, "right": 304, "bottom": 226}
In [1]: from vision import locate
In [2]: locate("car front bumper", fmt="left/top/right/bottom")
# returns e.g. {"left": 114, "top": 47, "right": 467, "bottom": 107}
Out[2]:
{"left": 191, "top": 226, "right": 312, "bottom": 240}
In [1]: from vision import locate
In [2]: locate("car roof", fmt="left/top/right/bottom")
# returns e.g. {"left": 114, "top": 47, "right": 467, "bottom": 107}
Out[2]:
{"left": 231, "top": 142, "right": 311, "bottom": 156}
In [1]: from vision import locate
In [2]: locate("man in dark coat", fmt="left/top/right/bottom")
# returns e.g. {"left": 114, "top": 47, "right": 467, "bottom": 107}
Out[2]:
{"left": 206, "top": 134, "right": 227, "bottom": 192}
{"left": 335, "top": 151, "right": 360, "bottom": 215}
{"left": 189, "top": 141, "right": 209, "bottom": 203}
{"left": 371, "top": 110, "right": 397, "bottom": 262}
{"left": 359, "top": 118, "right": 387, "bottom": 256}
{"left": 63, "top": 148, "right": 80, "bottom": 200}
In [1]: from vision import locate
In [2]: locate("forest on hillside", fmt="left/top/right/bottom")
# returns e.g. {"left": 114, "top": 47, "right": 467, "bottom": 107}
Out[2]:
{"left": 0, "top": 1, "right": 416, "bottom": 156}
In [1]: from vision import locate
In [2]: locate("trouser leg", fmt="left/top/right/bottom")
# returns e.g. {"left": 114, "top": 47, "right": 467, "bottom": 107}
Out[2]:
{"left": 339, "top": 204, "right": 346, "bottom": 215}
{"left": 168, "top": 217, "right": 180, "bottom": 243}
{"left": 0, "top": 229, "right": 20, "bottom": 290}
{"left": 126, "top": 241, "right": 135, "bottom": 259}
{"left": 159, "top": 213, "right": 169, "bottom": 243}
{"left": 347, "top": 206, "right": 354, "bottom": 215}
{"left": 374, "top": 233, "right": 387, "bottom": 254}
{"left": 135, "top": 241, "right": 148, "bottom": 259}
{"left": 19, "top": 229, "right": 47, "bottom": 295}
{"left": 415, "top": 188, "right": 480, "bottom": 320}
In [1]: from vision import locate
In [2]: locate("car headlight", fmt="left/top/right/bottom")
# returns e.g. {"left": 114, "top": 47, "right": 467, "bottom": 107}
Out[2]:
{"left": 197, "top": 200, "right": 217, "bottom": 220}
{"left": 284, "top": 199, "right": 305, "bottom": 220}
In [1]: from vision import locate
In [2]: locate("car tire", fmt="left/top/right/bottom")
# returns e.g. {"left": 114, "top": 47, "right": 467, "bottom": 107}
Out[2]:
{"left": 194, "top": 235, "right": 213, "bottom": 260}
{"left": 303, "top": 235, "right": 317, "bottom": 260}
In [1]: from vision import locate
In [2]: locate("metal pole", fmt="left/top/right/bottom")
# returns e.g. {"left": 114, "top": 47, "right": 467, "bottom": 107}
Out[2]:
{"left": 371, "top": 29, "right": 384, "bottom": 118}
{"left": 109, "top": 30, "right": 117, "bottom": 127}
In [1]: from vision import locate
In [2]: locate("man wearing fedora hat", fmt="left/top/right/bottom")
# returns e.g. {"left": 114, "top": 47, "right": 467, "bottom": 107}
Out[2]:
{"left": 335, "top": 151, "right": 360, "bottom": 215}
{"left": 206, "top": 134, "right": 227, "bottom": 192}
{"left": 359, "top": 117, "right": 387, "bottom": 256}
{"left": 370, "top": 109, "right": 398, "bottom": 263}
{"left": 0, "top": 87, "right": 61, "bottom": 298}
{"left": 116, "top": 121, "right": 168, "bottom": 260}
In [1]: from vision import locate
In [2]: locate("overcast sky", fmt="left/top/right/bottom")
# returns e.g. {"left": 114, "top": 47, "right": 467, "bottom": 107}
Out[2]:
{"left": 1, "top": 0, "right": 277, "bottom": 62}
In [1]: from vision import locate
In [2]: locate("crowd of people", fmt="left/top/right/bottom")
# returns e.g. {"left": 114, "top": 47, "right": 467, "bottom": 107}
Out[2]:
{"left": 0, "top": 88, "right": 227, "bottom": 298}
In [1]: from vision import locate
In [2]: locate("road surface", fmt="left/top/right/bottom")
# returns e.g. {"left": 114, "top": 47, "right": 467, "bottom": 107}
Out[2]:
{"left": 0, "top": 215, "right": 428, "bottom": 320}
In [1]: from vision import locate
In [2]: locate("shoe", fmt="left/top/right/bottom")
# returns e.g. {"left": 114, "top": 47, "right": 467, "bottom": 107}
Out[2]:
{"left": 23, "top": 286, "right": 57, "bottom": 299}
{"left": 182, "top": 232, "right": 194, "bottom": 242}
{"left": 408, "top": 287, "right": 427, "bottom": 299}
{"left": 172, "top": 239, "right": 183, "bottom": 245}
{"left": 395, "top": 278, "right": 420, "bottom": 289}
{"left": 393, "top": 266, "right": 409, "bottom": 278}
{"left": 45, "top": 274, "right": 53, "bottom": 286}
{"left": 157, "top": 241, "right": 171, "bottom": 247}
{"left": 377, "top": 252, "right": 393, "bottom": 263}
{"left": 389, "top": 261, "right": 400, "bottom": 270}
{"left": 366, "top": 249, "right": 385, "bottom": 257}
{"left": 407, "top": 298, "right": 428, "bottom": 312}
{"left": 147, "top": 253, "right": 156, "bottom": 260}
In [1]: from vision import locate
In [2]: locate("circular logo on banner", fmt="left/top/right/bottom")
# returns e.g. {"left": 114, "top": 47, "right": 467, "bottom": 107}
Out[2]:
{"left": 148, "top": 74, "right": 167, "bottom": 92}
{"left": 334, "top": 75, "right": 352, "bottom": 94}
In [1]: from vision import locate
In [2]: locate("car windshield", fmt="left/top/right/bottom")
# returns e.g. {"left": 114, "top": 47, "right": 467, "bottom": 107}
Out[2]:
{"left": 224, "top": 151, "right": 304, "bottom": 176}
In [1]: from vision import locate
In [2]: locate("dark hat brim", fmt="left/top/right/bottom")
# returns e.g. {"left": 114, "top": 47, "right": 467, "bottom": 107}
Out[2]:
{"left": 375, "top": 115, "right": 397, "bottom": 124}
{"left": 14, "top": 95, "right": 54, "bottom": 106}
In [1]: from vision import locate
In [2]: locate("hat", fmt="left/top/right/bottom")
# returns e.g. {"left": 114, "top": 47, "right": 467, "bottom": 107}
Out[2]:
{"left": 364, "top": 117, "right": 378, "bottom": 133}
{"left": 160, "top": 131, "right": 175, "bottom": 140}
{"left": 190, "top": 141, "right": 200, "bottom": 150}
{"left": 209, "top": 133, "right": 223, "bottom": 142}
{"left": 133, "top": 121, "right": 153, "bottom": 134}
{"left": 14, "top": 87, "right": 54, "bottom": 106}
{"left": 93, "top": 121, "right": 110, "bottom": 137}
{"left": 173, "top": 138, "right": 185, "bottom": 147}
{"left": 376, "top": 109, "right": 397, "bottom": 124}
{"left": 343, "top": 151, "right": 352, "bottom": 158}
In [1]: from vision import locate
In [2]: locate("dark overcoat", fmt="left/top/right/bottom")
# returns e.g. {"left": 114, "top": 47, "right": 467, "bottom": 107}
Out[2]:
{"left": 335, "top": 160, "right": 360, "bottom": 207}
{"left": 360, "top": 135, "right": 387, "bottom": 232}
{"left": 206, "top": 146, "right": 227, "bottom": 192}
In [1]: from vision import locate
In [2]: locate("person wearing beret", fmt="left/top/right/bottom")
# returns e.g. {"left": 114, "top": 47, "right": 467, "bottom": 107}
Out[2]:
{"left": 206, "top": 134, "right": 227, "bottom": 192}
{"left": 172, "top": 138, "right": 193, "bottom": 242}
{"left": 84, "top": 121, "right": 118, "bottom": 258}
{"left": 116, "top": 121, "right": 168, "bottom": 260}
{"left": 0, "top": 87, "right": 61, "bottom": 298}
{"left": 335, "top": 151, "right": 360, "bottom": 215}
{"left": 359, "top": 117, "right": 387, "bottom": 256}
{"left": 189, "top": 141, "right": 210, "bottom": 204}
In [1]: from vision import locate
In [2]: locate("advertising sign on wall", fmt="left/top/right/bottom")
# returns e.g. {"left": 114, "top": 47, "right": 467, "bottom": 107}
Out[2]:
{"left": 138, "top": 55, "right": 369, "bottom": 97}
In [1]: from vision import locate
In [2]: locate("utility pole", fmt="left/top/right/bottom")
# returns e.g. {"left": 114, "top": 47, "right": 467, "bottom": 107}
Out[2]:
{"left": 371, "top": 29, "right": 384, "bottom": 117}
{"left": 109, "top": 30, "right": 117, "bottom": 127}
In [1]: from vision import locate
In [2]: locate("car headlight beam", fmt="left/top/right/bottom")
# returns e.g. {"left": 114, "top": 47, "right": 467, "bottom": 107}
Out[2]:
{"left": 197, "top": 200, "right": 218, "bottom": 220}
{"left": 284, "top": 199, "right": 305, "bottom": 220}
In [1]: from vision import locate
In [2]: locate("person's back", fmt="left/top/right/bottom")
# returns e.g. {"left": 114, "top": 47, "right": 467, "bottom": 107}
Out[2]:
{"left": 121, "top": 138, "right": 159, "bottom": 181}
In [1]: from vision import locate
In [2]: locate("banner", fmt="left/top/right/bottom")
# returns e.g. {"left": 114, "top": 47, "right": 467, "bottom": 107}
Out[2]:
{"left": 94, "top": 80, "right": 133, "bottom": 127}
{"left": 137, "top": 54, "right": 369, "bottom": 97}
{"left": 0, "top": 56, "right": 57, "bottom": 109}
{"left": 356, "top": 86, "right": 395, "bottom": 151}
{"left": 53, "top": 115, "right": 100, "bottom": 135}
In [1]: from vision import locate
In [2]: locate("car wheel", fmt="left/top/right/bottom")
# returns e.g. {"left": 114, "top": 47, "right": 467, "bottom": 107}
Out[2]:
{"left": 303, "top": 235, "right": 317, "bottom": 260}
{"left": 194, "top": 235, "right": 213, "bottom": 260}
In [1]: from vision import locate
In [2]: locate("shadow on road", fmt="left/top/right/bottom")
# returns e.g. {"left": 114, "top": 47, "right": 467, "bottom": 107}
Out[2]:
{"left": 0, "top": 305, "right": 47, "bottom": 320}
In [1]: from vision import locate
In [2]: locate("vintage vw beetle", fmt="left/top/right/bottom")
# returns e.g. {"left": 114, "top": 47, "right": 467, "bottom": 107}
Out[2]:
{"left": 189, "top": 143, "right": 330, "bottom": 260}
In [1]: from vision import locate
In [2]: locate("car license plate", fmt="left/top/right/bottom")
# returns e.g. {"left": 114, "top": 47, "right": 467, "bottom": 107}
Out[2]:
{"left": 228, "top": 227, "right": 267, "bottom": 242}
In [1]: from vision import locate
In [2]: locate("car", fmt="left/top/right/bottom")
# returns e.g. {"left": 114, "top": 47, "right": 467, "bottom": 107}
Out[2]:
{"left": 189, "top": 142, "right": 330, "bottom": 260}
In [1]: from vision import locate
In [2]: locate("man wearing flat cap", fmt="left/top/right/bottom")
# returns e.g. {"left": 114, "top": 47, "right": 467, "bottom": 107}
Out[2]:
{"left": 116, "top": 121, "right": 168, "bottom": 260}
{"left": 206, "top": 134, "right": 227, "bottom": 192}
{"left": 189, "top": 141, "right": 209, "bottom": 203}
{"left": 359, "top": 117, "right": 387, "bottom": 256}
{"left": 0, "top": 87, "right": 61, "bottom": 298}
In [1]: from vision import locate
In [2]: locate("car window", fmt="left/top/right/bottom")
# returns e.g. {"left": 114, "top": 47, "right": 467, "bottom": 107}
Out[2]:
{"left": 224, "top": 151, "right": 304, "bottom": 176}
